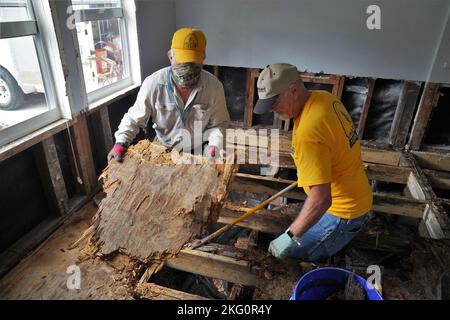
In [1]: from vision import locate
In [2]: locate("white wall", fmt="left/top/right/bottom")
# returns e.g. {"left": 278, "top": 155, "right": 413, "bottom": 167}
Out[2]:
{"left": 175, "top": 0, "right": 450, "bottom": 83}
{"left": 135, "top": 0, "right": 176, "bottom": 78}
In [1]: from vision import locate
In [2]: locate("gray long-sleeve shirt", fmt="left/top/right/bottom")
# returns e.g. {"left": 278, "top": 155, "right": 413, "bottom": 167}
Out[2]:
{"left": 114, "top": 67, "right": 230, "bottom": 151}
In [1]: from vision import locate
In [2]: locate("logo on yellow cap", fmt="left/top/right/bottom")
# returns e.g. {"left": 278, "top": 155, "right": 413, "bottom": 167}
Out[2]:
{"left": 183, "top": 34, "right": 198, "bottom": 49}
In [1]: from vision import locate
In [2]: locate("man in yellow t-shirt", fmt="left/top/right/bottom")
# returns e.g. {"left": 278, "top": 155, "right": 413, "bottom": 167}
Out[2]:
{"left": 253, "top": 63, "right": 372, "bottom": 261}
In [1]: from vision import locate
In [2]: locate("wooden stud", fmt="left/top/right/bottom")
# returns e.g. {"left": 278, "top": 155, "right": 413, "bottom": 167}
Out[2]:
{"left": 69, "top": 114, "right": 98, "bottom": 195}
{"left": 333, "top": 76, "right": 346, "bottom": 99}
{"left": 134, "top": 283, "right": 210, "bottom": 300}
{"left": 244, "top": 68, "right": 259, "bottom": 128}
{"left": 33, "top": 136, "right": 69, "bottom": 216}
{"left": 357, "top": 78, "right": 375, "bottom": 140}
{"left": 91, "top": 107, "right": 114, "bottom": 162}
{"left": 408, "top": 83, "right": 440, "bottom": 150}
{"left": 229, "top": 176, "right": 427, "bottom": 218}
{"left": 389, "top": 81, "right": 422, "bottom": 148}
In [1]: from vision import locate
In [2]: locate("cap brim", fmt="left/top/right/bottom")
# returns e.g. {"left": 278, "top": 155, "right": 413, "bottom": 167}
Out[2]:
{"left": 173, "top": 49, "right": 204, "bottom": 64}
{"left": 253, "top": 95, "right": 278, "bottom": 115}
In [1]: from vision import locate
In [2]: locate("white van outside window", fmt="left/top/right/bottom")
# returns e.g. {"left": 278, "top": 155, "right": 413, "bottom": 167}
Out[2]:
{"left": 0, "top": 0, "right": 67, "bottom": 147}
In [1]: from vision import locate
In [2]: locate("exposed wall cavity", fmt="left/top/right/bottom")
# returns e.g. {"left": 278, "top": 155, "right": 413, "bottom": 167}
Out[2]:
{"left": 0, "top": 148, "right": 50, "bottom": 253}
{"left": 363, "top": 80, "right": 403, "bottom": 142}
{"left": 424, "top": 87, "right": 450, "bottom": 146}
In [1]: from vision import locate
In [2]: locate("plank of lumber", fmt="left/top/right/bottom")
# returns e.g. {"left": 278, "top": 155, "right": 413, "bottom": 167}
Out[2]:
{"left": 69, "top": 114, "right": 98, "bottom": 195}
{"left": 134, "top": 283, "right": 210, "bottom": 300}
{"left": 91, "top": 141, "right": 236, "bottom": 263}
{"left": 332, "top": 76, "right": 346, "bottom": 99}
{"left": 389, "top": 81, "right": 421, "bottom": 148}
{"left": 408, "top": 83, "right": 440, "bottom": 150}
{"left": 230, "top": 177, "right": 426, "bottom": 218}
{"left": 411, "top": 150, "right": 450, "bottom": 172}
{"left": 165, "top": 248, "right": 261, "bottom": 287}
{"left": 244, "top": 68, "right": 259, "bottom": 127}
{"left": 218, "top": 205, "right": 412, "bottom": 253}
{"left": 401, "top": 152, "right": 450, "bottom": 239}
{"left": 226, "top": 128, "right": 402, "bottom": 167}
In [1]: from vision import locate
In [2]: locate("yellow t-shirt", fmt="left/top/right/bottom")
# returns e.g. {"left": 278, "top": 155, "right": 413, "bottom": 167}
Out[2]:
{"left": 292, "top": 90, "right": 372, "bottom": 219}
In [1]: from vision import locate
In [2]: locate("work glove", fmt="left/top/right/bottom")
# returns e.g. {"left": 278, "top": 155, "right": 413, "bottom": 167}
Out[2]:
{"left": 107, "top": 143, "right": 127, "bottom": 162}
{"left": 205, "top": 145, "right": 219, "bottom": 162}
{"left": 268, "top": 233, "right": 297, "bottom": 259}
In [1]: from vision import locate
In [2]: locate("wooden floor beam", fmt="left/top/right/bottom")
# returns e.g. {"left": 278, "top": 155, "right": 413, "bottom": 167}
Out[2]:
{"left": 134, "top": 283, "right": 210, "bottom": 300}
{"left": 230, "top": 176, "right": 427, "bottom": 218}
{"left": 165, "top": 248, "right": 261, "bottom": 287}
{"left": 401, "top": 152, "right": 450, "bottom": 239}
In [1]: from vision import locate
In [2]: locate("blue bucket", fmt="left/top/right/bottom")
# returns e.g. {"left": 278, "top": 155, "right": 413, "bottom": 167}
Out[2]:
{"left": 290, "top": 267, "right": 383, "bottom": 300}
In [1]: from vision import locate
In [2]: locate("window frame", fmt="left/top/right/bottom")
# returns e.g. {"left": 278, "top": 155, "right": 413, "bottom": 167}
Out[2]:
{"left": 0, "top": 0, "right": 69, "bottom": 147}
{"left": 72, "top": 0, "right": 139, "bottom": 105}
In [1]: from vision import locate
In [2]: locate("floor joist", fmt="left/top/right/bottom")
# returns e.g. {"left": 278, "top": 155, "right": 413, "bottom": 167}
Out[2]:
{"left": 230, "top": 176, "right": 426, "bottom": 218}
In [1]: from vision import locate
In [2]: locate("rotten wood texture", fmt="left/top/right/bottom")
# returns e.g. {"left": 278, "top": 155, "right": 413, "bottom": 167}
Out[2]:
{"left": 33, "top": 136, "right": 69, "bottom": 216}
{"left": 401, "top": 152, "right": 450, "bottom": 239}
{"left": 90, "top": 140, "right": 236, "bottom": 263}
{"left": 357, "top": 79, "right": 375, "bottom": 140}
{"left": 134, "top": 282, "right": 210, "bottom": 300}
{"left": 69, "top": 114, "right": 98, "bottom": 195}
{"left": 408, "top": 83, "right": 440, "bottom": 150}
{"left": 389, "top": 81, "right": 421, "bottom": 148}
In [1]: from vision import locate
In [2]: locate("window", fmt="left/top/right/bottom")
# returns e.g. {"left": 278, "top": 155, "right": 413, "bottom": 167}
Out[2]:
{"left": 72, "top": 0, "right": 132, "bottom": 100}
{"left": 0, "top": 0, "right": 65, "bottom": 147}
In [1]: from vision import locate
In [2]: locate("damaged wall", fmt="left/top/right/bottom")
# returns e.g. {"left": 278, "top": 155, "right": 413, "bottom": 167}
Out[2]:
{"left": 0, "top": 149, "right": 51, "bottom": 253}
{"left": 175, "top": 0, "right": 450, "bottom": 83}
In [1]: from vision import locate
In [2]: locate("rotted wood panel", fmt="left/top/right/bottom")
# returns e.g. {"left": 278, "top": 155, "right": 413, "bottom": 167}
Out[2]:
{"left": 91, "top": 141, "right": 236, "bottom": 263}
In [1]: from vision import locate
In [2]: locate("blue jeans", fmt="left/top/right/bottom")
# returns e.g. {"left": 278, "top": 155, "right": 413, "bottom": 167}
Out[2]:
{"left": 289, "top": 213, "right": 367, "bottom": 261}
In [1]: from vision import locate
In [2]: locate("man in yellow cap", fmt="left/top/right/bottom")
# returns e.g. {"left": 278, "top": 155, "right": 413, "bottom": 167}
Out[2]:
{"left": 254, "top": 63, "right": 372, "bottom": 261}
{"left": 108, "top": 28, "right": 230, "bottom": 161}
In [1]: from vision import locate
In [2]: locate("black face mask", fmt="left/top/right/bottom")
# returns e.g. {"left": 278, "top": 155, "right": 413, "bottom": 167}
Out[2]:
{"left": 171, "top": 63, "right": 202, "bottom": 88}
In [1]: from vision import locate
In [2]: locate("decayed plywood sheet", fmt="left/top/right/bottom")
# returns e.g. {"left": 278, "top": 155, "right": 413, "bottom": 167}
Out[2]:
{"left": 91, "top": 140, "right": 236, "bottom": 263}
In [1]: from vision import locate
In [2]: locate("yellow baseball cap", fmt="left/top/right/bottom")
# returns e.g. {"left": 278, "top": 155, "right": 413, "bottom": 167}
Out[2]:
{"left": 171, "top": 28, "right": 207, "bottom": 64}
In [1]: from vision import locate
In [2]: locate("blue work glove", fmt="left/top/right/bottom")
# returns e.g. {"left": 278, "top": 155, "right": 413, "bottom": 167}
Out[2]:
{"left": 268, "top": 233, "right": 297, "bottom": 259}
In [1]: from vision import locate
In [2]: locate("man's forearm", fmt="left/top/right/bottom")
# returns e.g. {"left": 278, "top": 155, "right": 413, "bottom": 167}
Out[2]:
{"left": 288, "top": 195, "right": 330, "bottom": 238}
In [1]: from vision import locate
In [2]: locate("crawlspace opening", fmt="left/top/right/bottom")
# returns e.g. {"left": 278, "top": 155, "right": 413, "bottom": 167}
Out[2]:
{"left": 147, "top": 266, "right": 255, "bottom": 300}
{"left": 424, "top": 87, "right": 450, "bottom": 147}
{"left": 363, "top": 80, "right": 403, "bottom": 142}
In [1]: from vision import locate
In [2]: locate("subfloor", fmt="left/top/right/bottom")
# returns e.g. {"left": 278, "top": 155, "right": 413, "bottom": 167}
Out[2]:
{"left": 0, "top": 197, "right": 449, "bottom": 300}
